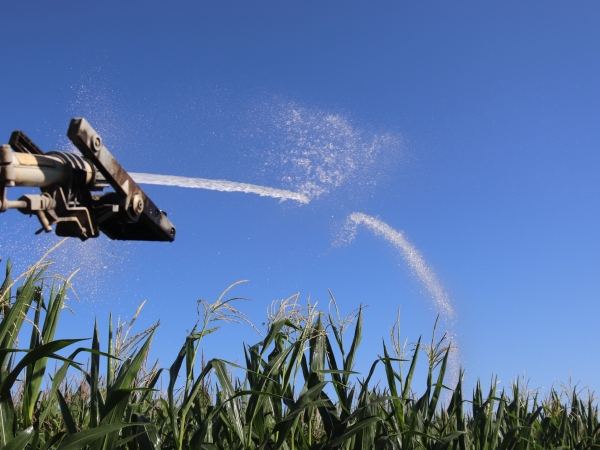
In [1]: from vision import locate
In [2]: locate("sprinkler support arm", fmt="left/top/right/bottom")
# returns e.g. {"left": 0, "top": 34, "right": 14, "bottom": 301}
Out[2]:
{"left": 0, "top": 118, "right": 176, "bottom": 242}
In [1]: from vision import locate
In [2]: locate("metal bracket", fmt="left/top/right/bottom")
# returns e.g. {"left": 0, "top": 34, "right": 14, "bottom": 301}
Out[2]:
{"left": 9, "top": 131, "right": 44, "bottom": 155}
{"left": 67, "top": 118, "right": 176, "bottom": 242}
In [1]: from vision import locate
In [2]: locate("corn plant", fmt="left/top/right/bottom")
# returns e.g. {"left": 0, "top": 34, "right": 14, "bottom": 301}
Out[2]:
{"left": 0, "top": 250, "right": 599, "bottom": 449}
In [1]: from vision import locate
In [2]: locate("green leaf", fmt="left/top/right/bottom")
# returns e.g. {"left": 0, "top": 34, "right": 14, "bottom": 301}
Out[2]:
{"left": 0, "top": 339, "right": 84, "bottom": 397}
{"left": 327, "top": 416, "right": 382, "bottom": 447}
{"left": 24, "top": 273, "right": 75, "bottom": 424}
{"left": 3, "top": 425, "right": 34, "bottom": 450}
{"left": 212, "top": 359, "right": 245, "bottom": 444}
{"left": 57, "top": 389, "right": 78, "bottom": 435}
{"left": 90, "top": 319, "right": 101, "bottom": 428}
{"left": 40, "top": 431, "right": 66, "bottom": 450}
{"left": 402, "top": 336, "right": 421, "bottom": 400}
{"left": 427, "top": 348, "right": 449, "bottom": 424}
{"left": 56, "top": 423, "right": 140, "bottom": 450}
{"left": 0, "top": 391, "right": 15, "bottom": 446}
{"left": 96, "top": 331, "right": 154, "bottom": 450}
{"left": 107, "top": 312, "right": 113, "bottom": 387}
{"left": 114, "top": 431, "right": 145, "bottom": 447}
{"left": 313, "top": 369, "right": 359, "bottom": 375}
{"left": 37, "top": 347, "right": 104, "bottom": 427}
{"left": 343, "top": 306, "right": 362, "bottom": 385}
{"left": 167, "top": 342, "right": 186, "bottom": 444}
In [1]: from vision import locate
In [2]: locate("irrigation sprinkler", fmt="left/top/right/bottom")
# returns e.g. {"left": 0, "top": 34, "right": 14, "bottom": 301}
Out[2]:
{"left": 0, "top": 118, "right": 176, "bottom": 242}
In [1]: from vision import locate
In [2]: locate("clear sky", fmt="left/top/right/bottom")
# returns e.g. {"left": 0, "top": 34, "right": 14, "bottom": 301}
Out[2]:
{"left": 1, "top": 1, "right": 599, "bottom": 394}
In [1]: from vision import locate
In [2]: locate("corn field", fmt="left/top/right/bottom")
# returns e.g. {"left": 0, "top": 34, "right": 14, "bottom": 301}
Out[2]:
{"left": 0, "top": 252, "right": 598, "bottom": 450}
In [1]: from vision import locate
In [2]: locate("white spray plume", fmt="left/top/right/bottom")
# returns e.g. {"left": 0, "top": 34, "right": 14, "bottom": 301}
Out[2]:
{"left": 130, "top": 173, "right": 310, "bottom": 204}
{"left": 270, "top": 106, "right": 400, "bottom": 198}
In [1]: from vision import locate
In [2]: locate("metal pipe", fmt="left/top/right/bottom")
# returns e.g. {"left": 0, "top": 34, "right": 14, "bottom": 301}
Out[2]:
{"left": 2, "top": 199, "right": 28, "bottom": 209}
{"left": 11, "top": 152, "right": 94, "bottom": 187}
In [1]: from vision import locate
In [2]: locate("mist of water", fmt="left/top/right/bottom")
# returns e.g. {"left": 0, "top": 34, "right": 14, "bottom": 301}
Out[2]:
{"left": 265, "top": 105, "right": 401, "bottom": 199}
{"left": 130, "top": 173, "right": 311, "bottom": 204}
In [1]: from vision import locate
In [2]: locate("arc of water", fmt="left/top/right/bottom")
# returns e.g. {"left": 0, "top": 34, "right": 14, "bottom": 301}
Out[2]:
{"left": 348, "top": 212, "right": 459, "bottom": 385}
{"left": 348, "top": 212, "right": 454, "bottom": 320}
{"left": 130, "top": 173, "right": 311, "bottom": 204}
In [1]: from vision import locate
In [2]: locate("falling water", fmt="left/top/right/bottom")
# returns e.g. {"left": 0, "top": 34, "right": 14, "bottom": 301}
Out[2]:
{"left": 347, "top": 212, "right": 454, "bottom": 320}
{"left": 130, "top": 173, "right": 311, "bottom": 204}
{"left": 345, "top": 212, "right": 459, "bottom": 383}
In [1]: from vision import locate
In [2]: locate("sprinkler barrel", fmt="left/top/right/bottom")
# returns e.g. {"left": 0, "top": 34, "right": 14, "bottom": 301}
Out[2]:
{"left": 0, "top": 118, "right": 176, "bottom": 242}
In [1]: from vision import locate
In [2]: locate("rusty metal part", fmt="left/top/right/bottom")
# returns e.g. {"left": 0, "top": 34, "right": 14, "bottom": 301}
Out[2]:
{"left": 0, "top": 119, "right": 176, "bottom": 242}
{"left": 67, "top": 118, "right": 176, "bottom": 241}
{"left": 9, "top": 130, "right": 44, "bottom": 155}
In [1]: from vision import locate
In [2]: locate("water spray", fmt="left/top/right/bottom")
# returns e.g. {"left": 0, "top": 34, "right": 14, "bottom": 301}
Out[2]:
{"left": 130, "top": 173, "right": 310, "bottom": 204}
{"left": 348, "top": 212, "right": 454, "bottom": 320}
{"left": 0, "top": 118, "right": 176, "bottom": 242}
{"left": 346, "top": 212, "right": 460, "bottom": 384}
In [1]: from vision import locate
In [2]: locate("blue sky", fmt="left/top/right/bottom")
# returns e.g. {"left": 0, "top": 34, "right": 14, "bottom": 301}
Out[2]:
{"left": 1, "top": 1, "right": 599, "bottom": 393}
